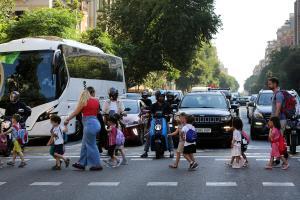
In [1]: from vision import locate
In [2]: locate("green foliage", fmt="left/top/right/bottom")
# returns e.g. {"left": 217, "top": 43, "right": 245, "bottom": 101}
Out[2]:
{"left": 244, "top": 47, "right": 300, "bottom": 93}
{"left": 0, "top": 0, "right": 15, "bottom": 43}
{"left": 7, "top": 8, "right": 80, "bottom": 40}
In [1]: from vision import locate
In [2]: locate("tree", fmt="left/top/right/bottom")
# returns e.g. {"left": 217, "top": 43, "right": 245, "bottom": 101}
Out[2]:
{"left": 7, "top": 8, "right": 81, "bottom": 40}
{"left": 0, "top": 0, "right": 15, "bottom": 43}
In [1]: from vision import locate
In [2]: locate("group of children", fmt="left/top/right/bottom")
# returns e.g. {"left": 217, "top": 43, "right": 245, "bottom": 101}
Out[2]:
{"left": 1, "top": 113, "right": 289, "bottom": 171}
{"left": 168, "top": 113, "right": 289, "bottom": 171}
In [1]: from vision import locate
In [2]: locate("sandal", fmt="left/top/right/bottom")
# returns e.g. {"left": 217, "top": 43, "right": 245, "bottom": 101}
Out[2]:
{"left": 281, "top": 164, "right": 289, "bottom": 170}
{"left": 169, "top": 164, "right": 178, "bottom": 169}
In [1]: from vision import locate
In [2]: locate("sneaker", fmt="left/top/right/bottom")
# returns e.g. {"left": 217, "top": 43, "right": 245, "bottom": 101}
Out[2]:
{"left": 188, "top": 162, "right": 194, "bottom": 170}
{"left": 141, "top": 152, "right": 148, "bottom": 158}
{"left": 281, "top": 164, "right": 289, "bottom": 170}
{"left": 121, "top": 159, "right": 128, "bottom": 165}
{"left": 72, "top": 163, "right": 85, "bottom": 170}
{"left": 7, "top": 161, "right": 15, "bottom": 166}
{"left": 52, "top": 165, "right": 61, "bottom": 170}
{"left": 169, "top": 151, "right": 174, "bottom": 158}
{"left": 191, "top": 162, "right": 199, "bottom": 170}
{"left": 65, "top": 158, "right": 70, "bottom": 168}
{"left": 18, "top": 162, "right": 27, "bottom": 168}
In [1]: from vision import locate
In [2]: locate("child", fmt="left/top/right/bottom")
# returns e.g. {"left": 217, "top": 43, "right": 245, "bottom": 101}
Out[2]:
{"left": 104, "top": 116, "right": 119, "bottom": 167}
{"left": 229, "top": 117, "right": 245, "bottom": 169}
{"left": 181, "top": 113, "right": 198, "bottom": 170}
{"left": 47, "top": 115, "right": 70, "bottom": 170}
{"left": 115, "top": 128, "right": 127, "bottom": 165}
{"left": 265, "top": 116, "right": 289, "bottom": 170}
{"left": 5, "top": 114, "right": 26, "bottom": 168}
{"left": 168, "top": 114, "right": 184, "bottom": 169}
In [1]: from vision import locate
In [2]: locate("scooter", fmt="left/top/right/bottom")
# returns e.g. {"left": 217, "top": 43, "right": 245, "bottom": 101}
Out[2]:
{"left": 285, "top": 117, "right": 300, "bottom": 154}
{"left": 149, "top": 111, "right": 168, "bottom": 159}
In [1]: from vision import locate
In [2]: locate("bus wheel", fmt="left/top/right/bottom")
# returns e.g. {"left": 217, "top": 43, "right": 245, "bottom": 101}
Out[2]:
{"left": 70, "top": 119, "right": 83, "bottom": 141}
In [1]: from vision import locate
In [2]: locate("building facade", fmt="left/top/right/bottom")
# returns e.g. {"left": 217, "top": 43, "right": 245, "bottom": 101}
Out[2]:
{"left": 294, "top": 0, "right": 300, "bottom": 45}
{"left": 277, "top": 14, "right": 295, "bottom": 48}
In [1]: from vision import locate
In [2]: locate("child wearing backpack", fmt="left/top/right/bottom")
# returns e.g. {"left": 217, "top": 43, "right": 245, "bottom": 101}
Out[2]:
{"left": 181, "top": 113, "right": 198, "bottom": 171}
{"left": 5, "top": 114, "right": 27, "bottom": 168}
{"left": 265, "top": 116, "right": 289, "bottom": 170}
{"left": 104, "top": 116, "right": 119, "bottom": 167}
{"left": 47, "top": 115, "right": 70, "bottom": 170}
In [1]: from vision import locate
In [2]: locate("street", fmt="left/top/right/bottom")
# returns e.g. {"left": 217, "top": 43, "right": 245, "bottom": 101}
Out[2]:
{"left": 0, "top": 107, "right": 299, "bottom": 200}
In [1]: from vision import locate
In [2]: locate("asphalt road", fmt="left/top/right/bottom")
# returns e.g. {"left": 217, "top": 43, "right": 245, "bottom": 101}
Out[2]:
{"left": 0, "top": 107, "right": 299, "bottom": 200}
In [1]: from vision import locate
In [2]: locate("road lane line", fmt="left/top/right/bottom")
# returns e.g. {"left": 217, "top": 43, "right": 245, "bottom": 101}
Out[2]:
{"left": 30, "top": 182, "right": 62, "bottom": 186}
{"left": 262, "top": 182, "right": 295, "bottom": 187}
{"left": 0, "top": 182, "right": 7, "bottom": 186}
{"left": 131, "top": 158, "right": 153, "bottom": 161}
{"left": 215, "top": 158, "right": 230, "bottom": 161}
{"left": 256, "top": 159, "right": 269, "bottom": 161}
{"left": 88, "top": 182, "right": 120, "bottom": 186}
{"left": 206, "top": 182, "right": 237, "bottom": 187}
{"left": 147, "top": 182, "right": 178, "bottom": 187}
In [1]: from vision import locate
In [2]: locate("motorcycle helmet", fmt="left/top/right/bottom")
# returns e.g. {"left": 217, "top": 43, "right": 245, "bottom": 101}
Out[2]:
{"left": 155, "top": 90, "right": 166, "bottom": 102}
{"left": 141, "top": 90, "right": 149, "bottom": 99}
{"left": 10, "top": 91, "right": 20, "bottom": 103}
{"left": 108, "top": 87, "right": 119, "bottom": 100}
{"left": 166, "top": 91, "right": 175, "bottom": 102}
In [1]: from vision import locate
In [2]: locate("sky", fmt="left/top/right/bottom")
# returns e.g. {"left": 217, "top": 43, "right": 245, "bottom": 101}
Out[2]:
{"left": 213, "top": 0, "right": 295, "bottom": 92}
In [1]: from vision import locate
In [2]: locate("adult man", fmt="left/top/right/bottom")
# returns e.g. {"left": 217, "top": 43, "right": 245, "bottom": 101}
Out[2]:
{"left": 140, "top": 90, "right": 152, "bottom": 108}
{"left": 141, "top": 90, "right": 174, "bottom": 158}
{"left": 5, "top": 91, "right": 31, "bottom": 128}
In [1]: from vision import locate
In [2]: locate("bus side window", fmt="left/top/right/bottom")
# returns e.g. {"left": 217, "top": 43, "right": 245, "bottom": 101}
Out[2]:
{"left": 55, "top": 51, "right": 68, "bottom": 98}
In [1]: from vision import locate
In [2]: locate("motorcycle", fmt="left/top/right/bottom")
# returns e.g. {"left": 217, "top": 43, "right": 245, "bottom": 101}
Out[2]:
{"left": 149, "top": 111, "right": 169, "bottom": 159}
{"left": 285, "top": 117, "right": 300, "bottom": 154}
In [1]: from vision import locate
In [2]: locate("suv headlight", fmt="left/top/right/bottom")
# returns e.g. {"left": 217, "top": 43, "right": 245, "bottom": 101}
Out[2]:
{"left": 221, "top": 115, "right": 232, "bottom": 122}
{"left": 254, "top": 110, "right": 263, "bottom": 119}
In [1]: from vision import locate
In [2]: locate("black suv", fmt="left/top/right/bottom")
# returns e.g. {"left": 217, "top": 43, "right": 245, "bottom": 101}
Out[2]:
{"left": 178, "top": 92, "right": 233, "bottom": 147}
{"left": 250, "top": 90, "right": 273, "bottom": 140}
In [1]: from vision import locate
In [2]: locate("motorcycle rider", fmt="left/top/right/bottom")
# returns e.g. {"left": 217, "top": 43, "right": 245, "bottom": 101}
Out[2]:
{"left": 5, "top": 91, "right": 31, "bottom": 128}
{"left": 166, "top": 91, "right": 180, "bottom": 110}
{"left": 140, "top": 90, "right": 174, "bottom": 158}
{"left": 140, "top": 90, "right": 152, "bottom": 108}
{"left": 102, "top": 87, "right": 125, "bottom": 119}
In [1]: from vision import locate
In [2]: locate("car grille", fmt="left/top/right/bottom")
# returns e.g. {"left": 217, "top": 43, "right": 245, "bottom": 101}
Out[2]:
{"left": 194, "top": 116, "right": 221, "bottom": 123}
{"left": 263, "top": 113, "right": 271, "bottom": 121}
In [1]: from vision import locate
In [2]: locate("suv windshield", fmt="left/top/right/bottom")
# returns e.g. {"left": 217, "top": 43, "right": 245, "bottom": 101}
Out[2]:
{"left": 0, "top": 50, "right": 57, "bottom": 108}
{"left": 257, "top": 93, "right": 273, "bottom": 106}
{"left": 180, "top": 94, "right": 228, "bottom": 109}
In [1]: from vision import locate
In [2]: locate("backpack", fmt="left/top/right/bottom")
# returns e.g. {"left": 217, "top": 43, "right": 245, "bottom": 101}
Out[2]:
{"left": 58, "top": 127, "right": 68, "bottom": 144}
{"left": 17, "top": 129, "right": 29, "bottom": 145}
{"left": 278, "top": 134, "right": 287, "bottom": 155}
{"left": 116, "top": 129, "right": 125, "bottom": 146}
{"left": 186, "top": 128, "right": 197, "bottom": 143}
{"left": 276, "top": 90, "right": 297, "bottom": 119}
{"left": 241, "top": 131, "right": 249, "bottom": 152}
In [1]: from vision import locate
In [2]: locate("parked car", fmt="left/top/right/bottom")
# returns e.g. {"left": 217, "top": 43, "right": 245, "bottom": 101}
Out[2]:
{"left": 178, "top": 91, "right": 233, "bottom": 147}
{"left": 250, "top": 90, "right": 273, "bottom": 140}
{"left": 246, "top": 94, "right": 258, "bottom": 123}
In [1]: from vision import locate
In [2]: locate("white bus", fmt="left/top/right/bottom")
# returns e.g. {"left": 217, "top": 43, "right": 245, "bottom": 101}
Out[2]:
{"left": 0, "top": 37, "right": 126, "bottom": 139}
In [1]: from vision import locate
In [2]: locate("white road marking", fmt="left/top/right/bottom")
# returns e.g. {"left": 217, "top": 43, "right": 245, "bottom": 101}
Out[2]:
{"left": 206, "top": 182, "right": 237, "bottom": 187}
{"left": 88, "top": 182, "right": 120, "bottom": 186}
{"left": 256, "top": 159, "right": 269, "bottom": 161}
{"left": 0, "top": 182, "right": 7, "bottom": 186}
{"left": 215, "top": 158, "right": 231, "bottom": 161}
{"left": 131, "top": 158, "right": 153, "bottom": 161}
{"left": 147, "top": 182, "right": 178, "bottom": 187}
{"left": 30, "top": 182, "right": 62, "bottom": 186}
{"left": 262, "top": 182, "right": 295, "bottom": 187}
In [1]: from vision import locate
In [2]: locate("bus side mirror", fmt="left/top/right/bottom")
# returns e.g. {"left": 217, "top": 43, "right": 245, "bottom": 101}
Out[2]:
{"left": 53, "top": 50, "right": 62, "bottom": 69}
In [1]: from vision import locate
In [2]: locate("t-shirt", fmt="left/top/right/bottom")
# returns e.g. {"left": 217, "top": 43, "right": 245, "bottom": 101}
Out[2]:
{"left": 52, "top": 126, "right": 64, "bottom": 145}
{"left": 233, "top": 129, "right": 241, "bottom": 146}
{"left": 82, "top": 98, "right": 100, "bottom": 117}
{"left": 109, "top": 126, "right": 117, "bottom": 146}
{"left": 271, "top": 127, "right": 281, "bottom": 143}
{"left": 182, "top": 124, "right": 196, "bottom": 146}
{"left": 272, "top": 90, "right": 286, "bottom": 120}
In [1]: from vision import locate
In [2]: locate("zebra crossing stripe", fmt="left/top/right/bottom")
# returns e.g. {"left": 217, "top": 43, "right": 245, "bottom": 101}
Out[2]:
{"left": 147, "top": 182, "right": 178, "bottom": 186}
{"left": 0, "top": 182, "right": 6, "bottom": 186}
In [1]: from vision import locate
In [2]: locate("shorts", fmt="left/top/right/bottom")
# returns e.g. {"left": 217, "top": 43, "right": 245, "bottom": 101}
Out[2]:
{"left": 13, "top": 140, "right": 22, "bottom": 153}
{"left": 54, "top": 144, "right": 64, "bottom": 155}
{"left": 183, "top": 144, "right": 196, "bottom": 154}
{"left": 108, "top": 145, "right": 116, "bottom": 157}
{"left": 177, "top": 141, "right": 184, "bottom": 153}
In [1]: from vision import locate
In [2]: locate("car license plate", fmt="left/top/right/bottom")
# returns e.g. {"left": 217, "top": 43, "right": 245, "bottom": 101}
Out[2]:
{"left": 196, "top": 128, "right": 211, "bottom": 133}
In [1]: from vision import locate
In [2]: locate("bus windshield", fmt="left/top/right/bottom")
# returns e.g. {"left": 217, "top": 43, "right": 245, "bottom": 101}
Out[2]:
{"left": 0, "top": 50, "right": 57, "bottom": 108}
